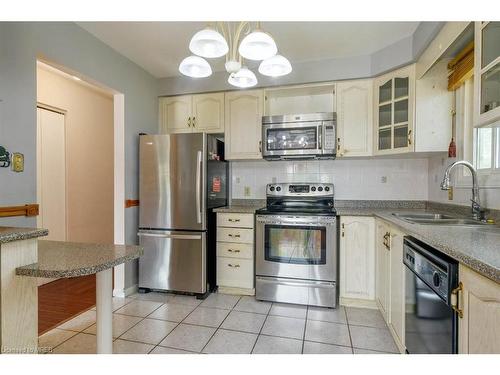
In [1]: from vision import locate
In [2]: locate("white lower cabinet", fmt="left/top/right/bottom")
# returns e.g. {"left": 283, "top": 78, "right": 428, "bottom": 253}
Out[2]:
{"left": 375, "top": 220, "right": 391, "bottom": 321}
{"left": 339, "top": 216, "right": 376, "bottom": 306}
{"left": 388, "top": 227, "right": 406, "bottom": 352}
{"left": 216, "top": 212, "right": 255, "bottom": 295}
{"left": 458, "top": 264, "right": 500, "bottom": 354}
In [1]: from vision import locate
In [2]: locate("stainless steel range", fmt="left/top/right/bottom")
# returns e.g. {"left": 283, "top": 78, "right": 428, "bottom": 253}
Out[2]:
{"left": 255, "top": 183, "right": 338, "bottom": 308}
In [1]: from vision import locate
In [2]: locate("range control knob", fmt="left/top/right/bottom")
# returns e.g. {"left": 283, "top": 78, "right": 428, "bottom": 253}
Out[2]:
{"left": 318, "top": 186, "right": 323, "bottom": 192}
{"left": 325, "top": 186, "right": 330, "bottom": 192}
{"left": 276, "top": 186, "right": 281, "bottom": 192}
{"left": 432, "top": 272, "right": 441, "bottom": 287}
{"left": 270, "top": 186, "right": 275, "bottom": 192}
{"left": 311, "top": 186, "right": 316, "bottom": 192}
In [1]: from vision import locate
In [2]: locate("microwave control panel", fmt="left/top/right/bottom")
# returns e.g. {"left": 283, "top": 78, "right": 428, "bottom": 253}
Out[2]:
{"left": 323, "top": 121, "right": 335, "bottom": 150}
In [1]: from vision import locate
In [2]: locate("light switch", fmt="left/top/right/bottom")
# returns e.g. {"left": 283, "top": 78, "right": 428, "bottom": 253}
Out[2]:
{"left": 380, "top": 176, "right": 387, "bottom": 183}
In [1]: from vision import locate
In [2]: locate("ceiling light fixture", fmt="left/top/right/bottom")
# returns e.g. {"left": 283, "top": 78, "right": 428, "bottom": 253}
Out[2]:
{"left": 179, "top": 22, "right": 292, "bottom": 88}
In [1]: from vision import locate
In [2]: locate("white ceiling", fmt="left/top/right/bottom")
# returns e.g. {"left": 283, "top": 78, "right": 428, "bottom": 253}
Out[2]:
{"left": 78, "top": 22, "right": 420, "bottom": 79}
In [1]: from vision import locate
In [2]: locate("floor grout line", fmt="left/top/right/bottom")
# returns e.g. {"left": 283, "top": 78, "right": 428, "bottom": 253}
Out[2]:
{"left": 301, "top": 306, "right": 309, "bottom": 354}
{"left": 250, "top": 301, "right": 273, "bottom": 354}
{"left": 198, "top": 294, "right": 242, "bottom": 354}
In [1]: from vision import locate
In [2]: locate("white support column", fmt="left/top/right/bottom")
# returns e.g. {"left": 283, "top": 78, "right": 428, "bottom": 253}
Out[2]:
{"left": 96, "top": 268, "right": 113, "bottom": 354}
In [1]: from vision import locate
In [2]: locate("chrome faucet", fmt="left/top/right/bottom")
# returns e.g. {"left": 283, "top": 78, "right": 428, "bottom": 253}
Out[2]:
{"left": 440, "top": 160, "right": 484, "bottom": 221}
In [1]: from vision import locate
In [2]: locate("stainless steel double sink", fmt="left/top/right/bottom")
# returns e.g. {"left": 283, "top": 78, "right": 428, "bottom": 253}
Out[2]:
{"left": 392, "top": 212, "right": 494, "bottom": 227}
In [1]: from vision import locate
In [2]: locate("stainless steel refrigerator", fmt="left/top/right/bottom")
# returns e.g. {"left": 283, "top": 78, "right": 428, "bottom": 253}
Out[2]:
{"left": 138, "top": 133, "right": 228, "bottom": 296}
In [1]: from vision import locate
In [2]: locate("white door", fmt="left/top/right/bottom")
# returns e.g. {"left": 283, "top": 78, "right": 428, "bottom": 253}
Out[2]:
{"left": 340, "top": 216, "right": 376, "bottom": 302}
{"left": 336, "top": 80, "right": 373, "bottom": 157}
{"left": 225, "top": 90, "right": 263, "bottom": 160}
{"left": 37, "top": 107, "right": 67, "bottom": 242}
{"left": 192, "top": 93, "right": 225, "bottom": 133}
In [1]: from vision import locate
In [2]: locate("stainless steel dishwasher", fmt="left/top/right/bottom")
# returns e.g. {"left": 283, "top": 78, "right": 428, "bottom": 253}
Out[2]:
{"left": 403, "top": 236, "right": 459, "bottom": 354}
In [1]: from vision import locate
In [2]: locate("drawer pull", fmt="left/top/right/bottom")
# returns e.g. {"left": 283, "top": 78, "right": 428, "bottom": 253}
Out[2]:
{"left": 228, "top": 249, "right": 241, "bottom": 253}
{"left": 228, "top": 234, "right": 240, "bottom": 238}
{"left": 228, "top": 218, "right": 240, "bottom": 222}
{"left": 227, "top": 263, "right": 240, "bottom": 268}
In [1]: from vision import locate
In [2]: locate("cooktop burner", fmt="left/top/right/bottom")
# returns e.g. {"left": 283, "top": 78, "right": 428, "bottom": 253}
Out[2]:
{"left": 259, "top": 182, "right": 336, "bottom": 216}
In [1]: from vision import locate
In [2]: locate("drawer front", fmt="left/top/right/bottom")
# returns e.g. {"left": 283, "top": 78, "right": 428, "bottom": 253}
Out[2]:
{"left": 217, "top": 213, "right": 254, "bottom": 228}
{"left": 217, "top": 227, "right": 254, "bottom": 244}
{"left": 217, "top": 257, "right": 254, "bottom": 289}
{"left": 217, "top": 242, "right": 254, "bottom": 259}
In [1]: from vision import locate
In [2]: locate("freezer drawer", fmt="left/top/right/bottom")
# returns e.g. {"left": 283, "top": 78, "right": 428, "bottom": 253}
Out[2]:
{"left": 138, "top": 230, "right": 206, "bottom": 294}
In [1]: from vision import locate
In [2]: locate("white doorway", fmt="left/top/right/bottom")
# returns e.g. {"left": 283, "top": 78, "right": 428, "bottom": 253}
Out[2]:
{"left": 36, "top": 106, "right": 67, "bottom": 241}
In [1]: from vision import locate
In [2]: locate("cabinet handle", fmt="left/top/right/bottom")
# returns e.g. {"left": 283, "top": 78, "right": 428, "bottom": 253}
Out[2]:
{"left": 259, "top": 140, "right": 262, "bottom": 153}
{"left": 188, "top": 117, "right": 191, "bottom": 127}
{"left": 228, "top": 234, "right": 240, "bottom": 238}
{"left": 337, "top": 138, "right": 341, "bottom": 151}
{"left": 193, "top": 116, "right": 196, "bottom": 127}
{"left": 228, "top": 249, "right": 241, "bottom": 253}
{"left": 451, "top": 282, "right": 463, "bottom": 318}
{"left": 408, "top": 129, "right": 412, "bottom": 145}
{"left": 228, "top": 218, "right": 240, "bottom": 222}
{"left": 341, "top": 223, "right": 345, "bottom": 237}
{"left": 228, "top": 263, "right": 240, "bottom": 268}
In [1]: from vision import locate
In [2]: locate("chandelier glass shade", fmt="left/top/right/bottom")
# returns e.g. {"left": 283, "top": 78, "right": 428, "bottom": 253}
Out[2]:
{"left": 238, "top": 30, "right": 277, "bottom": 61}
{"left": 227, "top": 67, "right": 258, "bottom": 88}
{"left": 178, "top": 55, "right": 212, "bottom": 78}
{"left": 179, "top": 22, "right": 292, "bottom": 88}
{"left": 258, "top": 54, "right": 292, "bottom": 77}
{"left": 189, "top": 27, "right": 229, "bottom": 58}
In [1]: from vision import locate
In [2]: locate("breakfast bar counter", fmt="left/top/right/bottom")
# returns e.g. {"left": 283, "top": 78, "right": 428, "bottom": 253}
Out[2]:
{"left": 0, "top": 227, "right": 142, "bottom": 354}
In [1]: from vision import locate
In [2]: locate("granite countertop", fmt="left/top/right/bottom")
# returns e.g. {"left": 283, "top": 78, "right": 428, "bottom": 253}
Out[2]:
{"left": 337, "top": 207, "right": 500, "bottom": 284}
{"left": 0, "top": 226, "right": 48, "bottom": 244}
{"left": 16, "top": 240, "right": 143, "bottom": 278}
{"left": 213, "top": 205, "right": 264, "bottom": 213}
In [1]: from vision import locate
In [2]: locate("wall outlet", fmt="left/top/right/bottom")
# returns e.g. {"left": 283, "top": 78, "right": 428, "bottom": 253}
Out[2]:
{"left": 380, "top": 176, "right": 387, "bottom": 183}
{"left": 244, "top": 186, "right": 251, "bottom": 197}
{"left": 235, "top": 177, "right": 241, "bottom": 184}
{"left": 448, "top": 186, "right": 454, "bottom": 201}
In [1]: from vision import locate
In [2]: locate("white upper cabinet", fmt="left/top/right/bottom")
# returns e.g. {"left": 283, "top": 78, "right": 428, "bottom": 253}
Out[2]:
{"left": 159, "top": 93, "right": 224, "bottom": 134}
{"left": 192, "top": 93, "right": 225, "bottom": 133}
{"left": 414, "top": 59, "right": 453, "bottom": 152}
{"left": 336, "top": 80, "right": 373, "bottom": 157}
{"left": 159, "top": 95, "right": 192, "bottom": 134}
{"left": 225, "top": 89, "right": 264, "bottom": 160}
{"left": 474, "top": 21, "right": 500, "bottom": 127}
{"left": 374, "top": 65, "right": 415, "bottom": 155}
{"left": 339, "top": 216, "right": 376, "bottom": 303}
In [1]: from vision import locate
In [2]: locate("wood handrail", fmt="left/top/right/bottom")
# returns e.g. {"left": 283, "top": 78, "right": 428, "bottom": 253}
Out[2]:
{"left": 125, "top": 200, "right": 139, "bottom": 208}
{"left": 0, "top": 204, "right": 39, "bottom": 218}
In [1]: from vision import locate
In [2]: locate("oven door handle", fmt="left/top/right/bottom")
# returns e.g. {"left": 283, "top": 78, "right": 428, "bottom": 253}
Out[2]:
{"left": 256, "top": 216, "right": 335, "bottom": 226}
{"left": 257, "top": 277, "right": 334, "bottom": 289}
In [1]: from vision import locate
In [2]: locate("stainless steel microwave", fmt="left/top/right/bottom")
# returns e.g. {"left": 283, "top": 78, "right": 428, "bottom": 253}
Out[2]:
{"left": 261, "top": 113, "right": 336, "bottom": 160}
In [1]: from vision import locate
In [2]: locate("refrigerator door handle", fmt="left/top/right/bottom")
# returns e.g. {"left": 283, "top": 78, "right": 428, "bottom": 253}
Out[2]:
{"left": 196, "top": 150, "right": 202, "bottom": 224}
{"left": 137, "top": 232, "right": 202, "bottom": 240}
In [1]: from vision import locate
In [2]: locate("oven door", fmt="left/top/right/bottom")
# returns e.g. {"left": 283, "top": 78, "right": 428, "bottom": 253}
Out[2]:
{"left": 262, "top": 122, "right": 323, "bottom": 158}
{"left": 256, "top": 215, "right": 337, "bottom": 282}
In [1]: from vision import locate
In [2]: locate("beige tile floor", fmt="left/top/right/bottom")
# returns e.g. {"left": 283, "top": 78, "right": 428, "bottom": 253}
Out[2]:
{"left": 39, "top": 292, "right": 398, "bottom": 354}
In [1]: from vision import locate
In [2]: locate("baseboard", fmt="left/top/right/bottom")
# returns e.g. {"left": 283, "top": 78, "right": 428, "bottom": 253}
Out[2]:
{"left": 218, "top": 286, "right": 255, "bottom": 296}
{"left": 113, "top": 284, "right": 138, "bottom": 298}
{"left": 340, "top": 297, "right": 378, "bottom": 309}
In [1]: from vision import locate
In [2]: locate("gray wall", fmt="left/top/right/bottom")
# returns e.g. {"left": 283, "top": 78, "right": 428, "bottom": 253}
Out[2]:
{"left": 0, "top": 22, "right": 158, "bottom": 288}
{"left": 157, "top": 22, "right": 444, "bottom": 96}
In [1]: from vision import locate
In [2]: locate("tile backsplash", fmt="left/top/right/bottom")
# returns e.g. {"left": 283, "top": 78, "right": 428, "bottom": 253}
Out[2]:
{"left": 231, "top": 158, "right": 429, "bottom": 200}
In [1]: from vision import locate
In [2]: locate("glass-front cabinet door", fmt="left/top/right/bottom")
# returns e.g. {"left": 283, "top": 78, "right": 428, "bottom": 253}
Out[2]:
{"left": 374, "top": 65, "right": 415, "bottom": 154}
{"left": 475, "top": 22, "right": 500, "bottom": 126}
